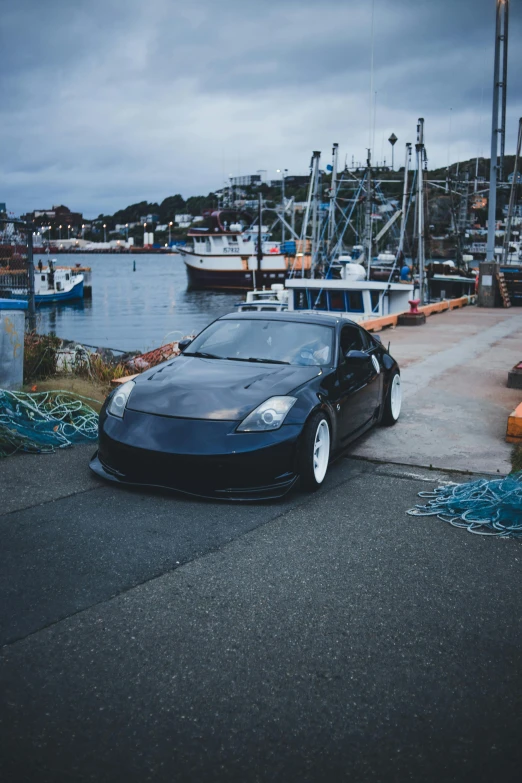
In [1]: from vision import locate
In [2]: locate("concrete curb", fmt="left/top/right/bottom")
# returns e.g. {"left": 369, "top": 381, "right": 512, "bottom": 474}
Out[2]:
{"left": 506, "top": 402, "right": 522, "bottom": 444}
{"left": 362, "top": 295, "right": 476, "bottom": 333}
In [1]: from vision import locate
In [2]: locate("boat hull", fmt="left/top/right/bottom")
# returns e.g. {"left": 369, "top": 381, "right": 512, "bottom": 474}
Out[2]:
{"left": 184, "top": 260, "right": 287, "bottom": 290}
{"left": 35, "top": 279, "right": 84, "bottom": 304}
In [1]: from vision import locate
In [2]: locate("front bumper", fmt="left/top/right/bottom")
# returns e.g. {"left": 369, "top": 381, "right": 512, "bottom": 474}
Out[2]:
{"left": 90, "top": 408, "right": 303, "bottom": 501}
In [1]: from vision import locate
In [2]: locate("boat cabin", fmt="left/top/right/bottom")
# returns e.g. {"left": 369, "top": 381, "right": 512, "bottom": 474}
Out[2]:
{"left": 285, "top": 278, "right": 414, "bottom": 321}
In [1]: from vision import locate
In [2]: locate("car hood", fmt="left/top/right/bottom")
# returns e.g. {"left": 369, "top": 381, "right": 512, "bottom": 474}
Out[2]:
{"left": 127, "top": 355, "right": 322, "bottom": 420}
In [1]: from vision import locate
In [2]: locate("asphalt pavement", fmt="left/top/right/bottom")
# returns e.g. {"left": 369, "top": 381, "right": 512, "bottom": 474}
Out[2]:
{"left": 1, "top": 445, "right": 522, "bottom": 782}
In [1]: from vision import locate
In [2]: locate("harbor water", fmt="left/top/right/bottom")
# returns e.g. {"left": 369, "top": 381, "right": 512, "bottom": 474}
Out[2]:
{"left": 33, "top": 253, "right": 239, "bottom": 353}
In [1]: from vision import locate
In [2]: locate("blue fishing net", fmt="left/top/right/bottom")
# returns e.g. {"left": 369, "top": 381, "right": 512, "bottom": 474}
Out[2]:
{"left": 0, "top": 389, "right": 99, "bottom": 456}
{"left": 408, "top": 473, "right": 522, "bottom": 537}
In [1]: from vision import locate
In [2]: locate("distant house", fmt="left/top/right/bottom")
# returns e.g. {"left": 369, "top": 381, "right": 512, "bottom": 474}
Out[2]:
{"left": 175, "top": 214, "right": 193, "bottom": 225}
{"left": 508, "top": 172, "right": 522, "bottom": 184}
{"left": 115, "top": 222, "right": 139, "bottom": 231}
{"left": 26, "top": 204, "right": 83, "bottom": 226}
{"left": 140, "top": 214, "right": 159, "bottom": 224}
{"left": 229, "top": 174, "right": 262, "bottom": 187}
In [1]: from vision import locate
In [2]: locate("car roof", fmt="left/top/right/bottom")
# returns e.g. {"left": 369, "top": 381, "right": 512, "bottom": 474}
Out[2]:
{"left": 219, "top": 310, "right": 358, "bottom": 328}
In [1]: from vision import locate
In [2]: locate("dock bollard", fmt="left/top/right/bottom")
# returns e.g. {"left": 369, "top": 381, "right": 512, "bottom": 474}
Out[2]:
{"left": 398, "top": 298, "right": 426, "bottom": 326}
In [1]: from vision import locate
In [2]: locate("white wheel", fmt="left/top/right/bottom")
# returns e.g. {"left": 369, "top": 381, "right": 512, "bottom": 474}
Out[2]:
{"left": 299, "top": 412, "right": 331, "bottom": 492}
{"left": 313, "top": 418, "right": 330, "bottom": 484}
{"left": 382, "top": 371, "right": 402, "bottom": 426}
{"left": 390, "top": 374, "right": 402, "bottom": 420}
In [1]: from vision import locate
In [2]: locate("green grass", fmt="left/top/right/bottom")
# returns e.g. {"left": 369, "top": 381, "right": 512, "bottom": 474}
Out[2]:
{"left": 512, "top": 444, "right": 522, "bottom": 474}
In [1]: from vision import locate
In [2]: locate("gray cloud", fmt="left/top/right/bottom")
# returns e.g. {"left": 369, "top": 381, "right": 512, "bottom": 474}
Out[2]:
{"left": 0, "top": 0, "right": 520, "bottom": 216}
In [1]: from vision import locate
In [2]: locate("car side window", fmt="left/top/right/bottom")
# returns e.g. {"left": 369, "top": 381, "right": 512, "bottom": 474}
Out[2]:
{"left": 359, "top": 327, "right": 373, "bottom": 351}
{"left": 340, "top": 325, "right": 365, "bottom": 356}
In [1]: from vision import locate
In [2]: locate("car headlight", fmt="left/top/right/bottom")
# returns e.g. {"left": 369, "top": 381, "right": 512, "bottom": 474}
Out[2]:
{"left": 107, "top": 380, "right": 135, "bottom": 418}
{"left": 237, "top": 396, "right": 297, "bottom": 432}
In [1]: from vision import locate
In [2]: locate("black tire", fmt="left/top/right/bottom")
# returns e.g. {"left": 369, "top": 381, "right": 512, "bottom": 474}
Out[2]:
{"left": 298, "top": 412, "right": 331, "bottom": 492}
{"left": 381, "top": 369, "right": 401, "bottom": 426}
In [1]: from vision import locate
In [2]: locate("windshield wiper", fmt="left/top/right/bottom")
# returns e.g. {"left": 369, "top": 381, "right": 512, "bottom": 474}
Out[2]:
{"left": 184, "top": 351, "right": 224, "bottom": 359}
{"left": 226, "top": 356, "right": 290, "bottom": 365}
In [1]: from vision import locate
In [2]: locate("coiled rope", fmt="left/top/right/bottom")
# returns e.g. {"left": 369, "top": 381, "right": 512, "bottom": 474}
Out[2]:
{"left": 407, "top": 473, "right": 522, "bottom": 538}
{"left": 0, "top": 389, "right": 99, "bottom": 457}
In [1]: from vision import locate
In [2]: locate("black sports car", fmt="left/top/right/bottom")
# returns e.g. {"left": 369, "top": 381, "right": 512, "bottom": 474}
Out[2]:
{"left": 90, "top": 311, "right": 402, "bottom": 500}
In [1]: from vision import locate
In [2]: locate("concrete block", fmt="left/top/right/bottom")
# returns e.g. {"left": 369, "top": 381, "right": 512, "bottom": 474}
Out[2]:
{"left": 397, "top": 313, "right": 427, "bottom": 326}
{"left": 506, "top": 402, "right": 522, "bottom": 444}
{"left": 507, "top": 362, "right": 522, "bottom": 390}
{"left": 0, "top": 303, "right": 26, "bottom": 390}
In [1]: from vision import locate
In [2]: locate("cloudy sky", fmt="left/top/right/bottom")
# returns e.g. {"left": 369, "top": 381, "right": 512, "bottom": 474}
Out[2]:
{"left": 1, "top": 0, "right": 520, "bottom": 217}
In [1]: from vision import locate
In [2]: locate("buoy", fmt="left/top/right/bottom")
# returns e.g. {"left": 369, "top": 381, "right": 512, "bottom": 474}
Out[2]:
{"left": 133, "top": 260, "right": 136, "bottom": 272}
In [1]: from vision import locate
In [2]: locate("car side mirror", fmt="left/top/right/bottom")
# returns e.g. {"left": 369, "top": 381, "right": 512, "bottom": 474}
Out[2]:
{"left": 372, "top": 334, "right": 382, "bottom": 343}
{"left": 178, "top": 338, "right": 193, "bottom": 353}
{"left": 344, "top": 349, "right": 370, "bottom": 364}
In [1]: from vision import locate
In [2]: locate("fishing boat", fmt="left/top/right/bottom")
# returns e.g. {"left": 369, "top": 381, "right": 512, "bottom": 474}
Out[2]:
{"left": 33, "top": 262, "right": 84, "bottom": 303}
{"left": 285, "top": 276, "right": 413, "bottom": 322}
{"left": 174, "top": 209, "right": 289, "bottom": 290}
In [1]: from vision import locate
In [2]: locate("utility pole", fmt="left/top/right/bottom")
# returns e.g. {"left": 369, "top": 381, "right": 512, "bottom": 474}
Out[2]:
{"left": 397, "top": 143, "right": 412, "bottom": 261}
{"left": 499, "top": 0, "right": 509, "bottom": 184}
{"left": 327, "top": 143, "right": 339, "bottom": 256}
{"left": 416, "top": 119, "right": 426, "bottom": 304}
{"left": 487, "top": 0, "right": 509, "bottom": 261}
{"left": 26, "top": 227, "right": 36, "bottom": 332}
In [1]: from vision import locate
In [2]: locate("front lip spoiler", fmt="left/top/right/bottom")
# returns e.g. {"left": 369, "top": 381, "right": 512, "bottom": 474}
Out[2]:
{"left": 89, "top": 452, "right": 298, "bottom": 503}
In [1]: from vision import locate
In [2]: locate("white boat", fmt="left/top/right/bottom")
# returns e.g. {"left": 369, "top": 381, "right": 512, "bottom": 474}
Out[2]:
{"left": 174, "top": 209, "right": 289, "bottom": 290}
{"left": 285, "top": 277, "right": 413, "bottom": 322}
{"left": 236, "top": 284, "right": 289, "bottom": 312}
{"left": 32, "top": 262, "right": 84, "bottom": 303}
{"left": 494, "top": 241, "right": 522, "bottom": 263}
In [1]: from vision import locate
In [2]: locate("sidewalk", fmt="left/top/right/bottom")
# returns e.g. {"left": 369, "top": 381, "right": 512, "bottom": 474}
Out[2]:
{"left": 353, "top": 306, "right": 522, "bottom": 474}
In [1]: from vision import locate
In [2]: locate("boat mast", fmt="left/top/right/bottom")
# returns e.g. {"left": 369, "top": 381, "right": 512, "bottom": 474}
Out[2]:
{"left": 416, "top": 118, "right": 426, "bottom": 303}
{"left": 327, "top": 143, "right": 339, "bottom": 255}
{"left": 502, "top": 117, "right": 522, "bottom": 264}
{"left": 397, "top": 143, "right": 412, "bottom": 262}
{"left": 364, "top": 149, "right": 373, "bottom": 280}
{"left": 311, "top": 153, "right": 321, "bottom": 275}
{"left": 487, "top": 0, "right": 509, "bottom": 261}
{"left": 255, "top": 192, "right": 263, "bottom": 290}
{"left": 301, "top": 151, "right": 321, "bottom": 278}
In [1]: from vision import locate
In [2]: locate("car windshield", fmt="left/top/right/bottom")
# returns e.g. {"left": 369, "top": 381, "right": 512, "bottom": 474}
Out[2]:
{"left": 185, "top": 319, "right": 334, "bottom": 367}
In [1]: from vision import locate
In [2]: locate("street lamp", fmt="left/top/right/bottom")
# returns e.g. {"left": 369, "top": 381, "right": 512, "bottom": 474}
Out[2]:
{"left": 59, "top": 224, "right": 62, "bottom": 240}
{"left": 82, "top": 223, "right": 85, "bottom": 239}
{"left": 144, "top": 222, "right": 147, "bottom": 247}
{"left": 103, "top": 223, "right": 107, "bottom": 243}
{"left": 388, "top": 133, "right": 398, "bottom": 171}
{"left": 125, "top": 223, "right": 129, "bottom": 242}
{"left": 169, "top": 221, "right": 173, "bottom": 247}
{"left": 276, "top": 168, "right": 288, "bottom": 243}
{"left": 67, "top": 225, "right": 71, "bottom": 240}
